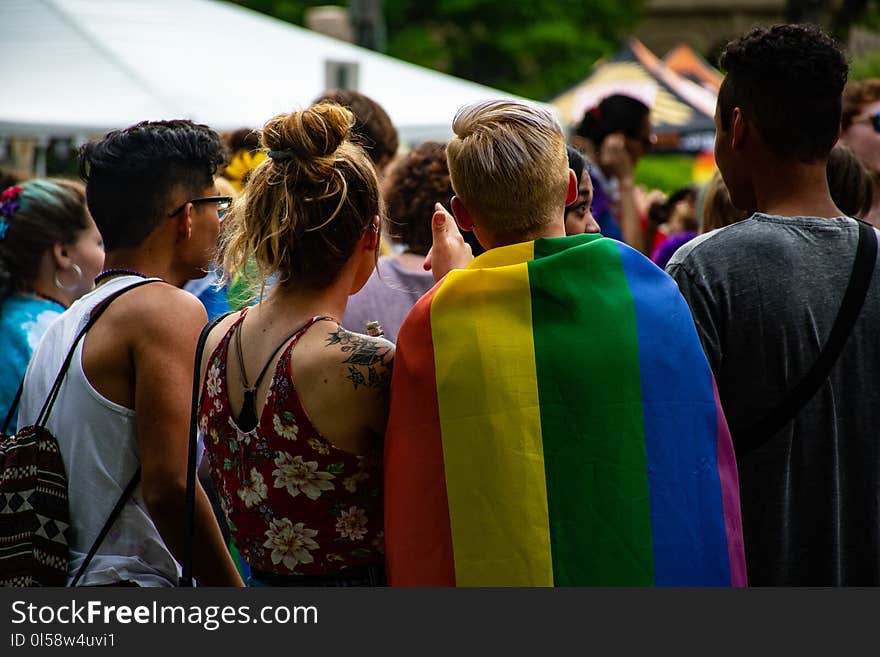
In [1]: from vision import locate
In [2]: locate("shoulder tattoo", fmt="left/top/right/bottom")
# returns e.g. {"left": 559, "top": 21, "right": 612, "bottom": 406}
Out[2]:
{"left": 325, "top": 329, "right": 394, "bottom": 394}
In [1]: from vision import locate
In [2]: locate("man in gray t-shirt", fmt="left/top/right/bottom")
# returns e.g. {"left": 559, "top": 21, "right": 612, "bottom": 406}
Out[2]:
{"left": 667, "top": 25, "right": 880, "bottom": 585}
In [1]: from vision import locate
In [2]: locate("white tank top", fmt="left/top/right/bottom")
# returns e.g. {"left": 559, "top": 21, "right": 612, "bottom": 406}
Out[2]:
{"left": 18, "top": 276, "right": 179, "bottom": 586}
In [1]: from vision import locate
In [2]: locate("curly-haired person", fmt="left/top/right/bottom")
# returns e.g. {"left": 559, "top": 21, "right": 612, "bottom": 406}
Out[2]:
{"left": 343, "top": 141, "right": 461, "bottom": 342}
{"left": 666, "top": 24, "right": 880, "bottom": 585}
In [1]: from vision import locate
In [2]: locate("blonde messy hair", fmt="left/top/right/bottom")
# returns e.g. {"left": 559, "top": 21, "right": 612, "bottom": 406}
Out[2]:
{"left": 446, "top": 100, "right": 569, "bottom": 238}
{"left": 217, "top": 102, "right": 382, "bottom": 292}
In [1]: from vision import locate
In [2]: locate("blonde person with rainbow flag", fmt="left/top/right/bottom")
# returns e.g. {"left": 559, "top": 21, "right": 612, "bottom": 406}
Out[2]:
{"left": 384, "top": 100, "right": 747, "bottom": 587}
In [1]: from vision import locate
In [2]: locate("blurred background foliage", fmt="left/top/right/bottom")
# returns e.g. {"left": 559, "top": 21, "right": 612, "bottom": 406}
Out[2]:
{"left": 231, "top": 0, "right": 644, "bottom": 99}
{"left": 635, "top": 155, "right": 696, "bottom": 194}
{"left": 227, "top": 0, "right": 880, "bottom": 195}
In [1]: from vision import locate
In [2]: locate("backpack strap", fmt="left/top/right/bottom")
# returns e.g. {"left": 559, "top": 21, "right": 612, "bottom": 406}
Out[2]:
{"left": 737, "top": 220, "right": 877, "bottom": 454}
{"left": 69, "top": 468, "right": 141, "bottom": 587}
{"left": 34, "top": 278, "right": 162, "bottom": 429}
{"left": 180, "top": 310, "right": 233, "bottom": 587}
{"left": 1, "top": 377, "right": 23, "bottom": 434}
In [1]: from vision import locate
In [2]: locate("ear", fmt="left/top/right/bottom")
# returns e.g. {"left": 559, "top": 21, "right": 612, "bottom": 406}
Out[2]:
{"left": 362, "top": 215, "right": 380, "bottom": 251}
{"left": 450, "top": 196, "right": 475, "bottom": 231}
{"left": 565, "top": 169, "right": 578, "bottom": 206}
{"left": 174, "top": 203, "right": 194, "bottom": 243}
{"left": 731, "top": 107, "right": 748, "bottom": 150}
{"left": 51, "top": 242, "right": 72, "bottom": 269}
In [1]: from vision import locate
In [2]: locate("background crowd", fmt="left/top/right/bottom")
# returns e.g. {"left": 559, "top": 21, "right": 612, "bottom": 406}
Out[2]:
{"left": 1, "top": 22, "right": 879, "bottom": 587}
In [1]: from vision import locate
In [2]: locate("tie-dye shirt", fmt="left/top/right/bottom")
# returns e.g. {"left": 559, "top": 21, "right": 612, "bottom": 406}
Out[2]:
{"left": 0, "top": 295, "right": 63, "bottom": 432}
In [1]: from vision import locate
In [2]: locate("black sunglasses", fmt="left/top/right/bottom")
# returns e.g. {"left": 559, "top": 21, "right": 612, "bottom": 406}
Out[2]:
{"left": 854, "top": 111, "right": 880, "bottom": 133}
{"left": 168, "top": 196, "right": 233, "bottom": 219}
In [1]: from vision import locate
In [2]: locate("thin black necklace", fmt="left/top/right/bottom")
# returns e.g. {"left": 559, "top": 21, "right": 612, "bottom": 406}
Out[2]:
{"left": 94, "top": 268, "right": 149, "bottom": 285}
{"left": 33, "top": 291, "right": 68, "bottom": 310}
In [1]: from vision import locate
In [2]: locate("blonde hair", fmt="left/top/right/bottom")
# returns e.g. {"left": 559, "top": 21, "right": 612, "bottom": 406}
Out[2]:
{"left": 700, "top": 171, "right": 748, "bottom": 233}
{"left": 446, "top": 100, "right": 569, "bottom": 238}
{"left": 218, "top": 103, "right": 382, "bottom": 292}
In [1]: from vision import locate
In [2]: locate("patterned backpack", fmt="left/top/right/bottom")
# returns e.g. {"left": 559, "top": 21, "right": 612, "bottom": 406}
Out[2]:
{"left": 0, "top": 280, "right": 155, "bottom": 586}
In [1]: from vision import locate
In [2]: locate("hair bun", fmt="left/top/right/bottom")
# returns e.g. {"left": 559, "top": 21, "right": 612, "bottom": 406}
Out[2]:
{"left": 263, "top": 103, "right": 354, "bottom": 161}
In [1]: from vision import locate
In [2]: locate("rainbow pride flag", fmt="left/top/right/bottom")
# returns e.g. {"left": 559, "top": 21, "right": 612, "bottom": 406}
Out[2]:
{"left": 385, "top": 233, "right": 746, "bottom": 586}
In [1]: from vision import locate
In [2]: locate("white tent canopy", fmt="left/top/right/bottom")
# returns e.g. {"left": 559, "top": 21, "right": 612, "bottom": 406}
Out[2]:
{"left": 2, "top": 0, "right": 533, "bottom": 144}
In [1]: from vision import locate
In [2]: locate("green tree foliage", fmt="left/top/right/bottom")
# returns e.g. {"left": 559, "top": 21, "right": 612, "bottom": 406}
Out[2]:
{"left": 229, "top": 0, "right": 645, "bottom": 100}
{"left": 381, "top": 0, "right": 644, "bottom": 99}
{"left": 634, "top": 155, "right": 696, "bottom": 195}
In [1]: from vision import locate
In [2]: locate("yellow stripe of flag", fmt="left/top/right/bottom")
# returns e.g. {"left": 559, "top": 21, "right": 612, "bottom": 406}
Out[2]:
{"left": 430, "top": 242, "right": 554, "bottom": 586}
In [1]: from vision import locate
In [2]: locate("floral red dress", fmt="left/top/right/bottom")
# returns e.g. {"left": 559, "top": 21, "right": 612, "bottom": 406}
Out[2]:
{"left": 199, "top": 310, "right": 384, "bottom": 576}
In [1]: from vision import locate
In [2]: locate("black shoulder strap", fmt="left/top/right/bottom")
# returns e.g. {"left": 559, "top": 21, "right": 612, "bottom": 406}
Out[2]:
{"left": 2, "top": 377, "right": 23, "bottom": 434}
{"left": 180, "top": 311, "right": 233, "bottom": 587}
{"left": 69, "top": 469, "right": 141, "bottom": 587}
{"left": 738, "top": 220, "right": 877, "bottom": 454}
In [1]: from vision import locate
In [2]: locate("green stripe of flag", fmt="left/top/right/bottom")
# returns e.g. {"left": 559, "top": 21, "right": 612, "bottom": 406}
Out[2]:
{"left": 530, "top": 236, "right": 654, "bottom": 585}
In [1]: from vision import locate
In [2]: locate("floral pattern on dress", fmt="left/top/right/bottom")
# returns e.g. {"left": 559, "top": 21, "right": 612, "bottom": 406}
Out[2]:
{"left": 343, "top": 471, "right": 370, "bottom": 493}
{"left": 263, "top": 518, "right": 319, "bottom": 569}
{"left": 272, "top": 453, "right": 335, "bottom": 500}
{"left": 238, "top": 467, "right": 268, "bottom": 508}
{"left": 309, "top": 437, "right": 330, "bottom": 455}
{"left": 273, "top": 412, "right": 299, "bottom": 440}
{"left": 335, "top": 506, "right": 369, "bottom": 541}
{"left": 198, "top": 308, "right": 384, "bottom": 576}
{"left": 206, "top": 361, "right": 222, "bottom": 399}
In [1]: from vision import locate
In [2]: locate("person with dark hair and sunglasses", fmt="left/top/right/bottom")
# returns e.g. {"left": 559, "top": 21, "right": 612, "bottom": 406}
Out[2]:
{"left": 841, "top": 79, "right": 880, "bottom": 226}
{"left": 17, "top": 120, "right": 243, "bottom": 587}
{"left": 667, "top": 25, "right": 880, "bottom": 586}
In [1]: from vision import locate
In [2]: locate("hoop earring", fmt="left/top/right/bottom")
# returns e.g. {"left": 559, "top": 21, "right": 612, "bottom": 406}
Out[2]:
{"left": 54, "top": 263, "right": 82, "bottom": 292}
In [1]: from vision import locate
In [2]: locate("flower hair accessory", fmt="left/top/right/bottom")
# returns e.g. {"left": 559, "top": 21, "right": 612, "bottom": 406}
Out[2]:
{"left": 0, "top": 185, "right": 23, "bottom": 239}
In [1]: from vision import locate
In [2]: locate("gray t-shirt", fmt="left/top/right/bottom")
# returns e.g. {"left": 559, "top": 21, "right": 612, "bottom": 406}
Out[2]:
{"left": 343, "top": 256, "right": 436, "bottom": 343}
{"left": 667, "top": 214, "right": 880, "bottom": 585}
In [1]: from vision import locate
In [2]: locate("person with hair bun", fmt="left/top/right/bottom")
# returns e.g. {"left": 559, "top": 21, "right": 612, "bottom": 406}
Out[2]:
{"left": 0, "top": 178, "right": 104, "bottom": 432}
{"left": 200, "top": 102, "right": 393, "bottom": 586}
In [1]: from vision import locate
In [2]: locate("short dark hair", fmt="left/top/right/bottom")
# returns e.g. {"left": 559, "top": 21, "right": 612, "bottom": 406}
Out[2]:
{"left": 574, "top": 94, "right": 650, "bottom": 148}
{"left": 224, "top": 127, "right": 261, "bottom": 154}
{"left": 78, "top": 120, "right": 227, "bottom": 251}
{"left": 718, "top": 24, "right": 848, "bottom": 163}
{"left": 313, "top": 90, "right": 399, "bottom": 167}
{"left": 384, "top": 141, "right": 454, "bottom": 256}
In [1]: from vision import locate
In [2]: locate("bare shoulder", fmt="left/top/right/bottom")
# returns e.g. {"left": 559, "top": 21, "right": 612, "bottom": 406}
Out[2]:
{"left": 294, "top": 325, "right": 395, "bottom": 447}
{"left": 109, "top": 281, "right": 206, "bottom": 326}
{"left": 105, "top": 283, "right": 207, "bottom": 364}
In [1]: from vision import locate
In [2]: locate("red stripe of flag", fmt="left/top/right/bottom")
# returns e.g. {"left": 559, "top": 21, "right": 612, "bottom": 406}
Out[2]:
{"left": 384, "top": 285, "right": 455, "bottom": 586}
